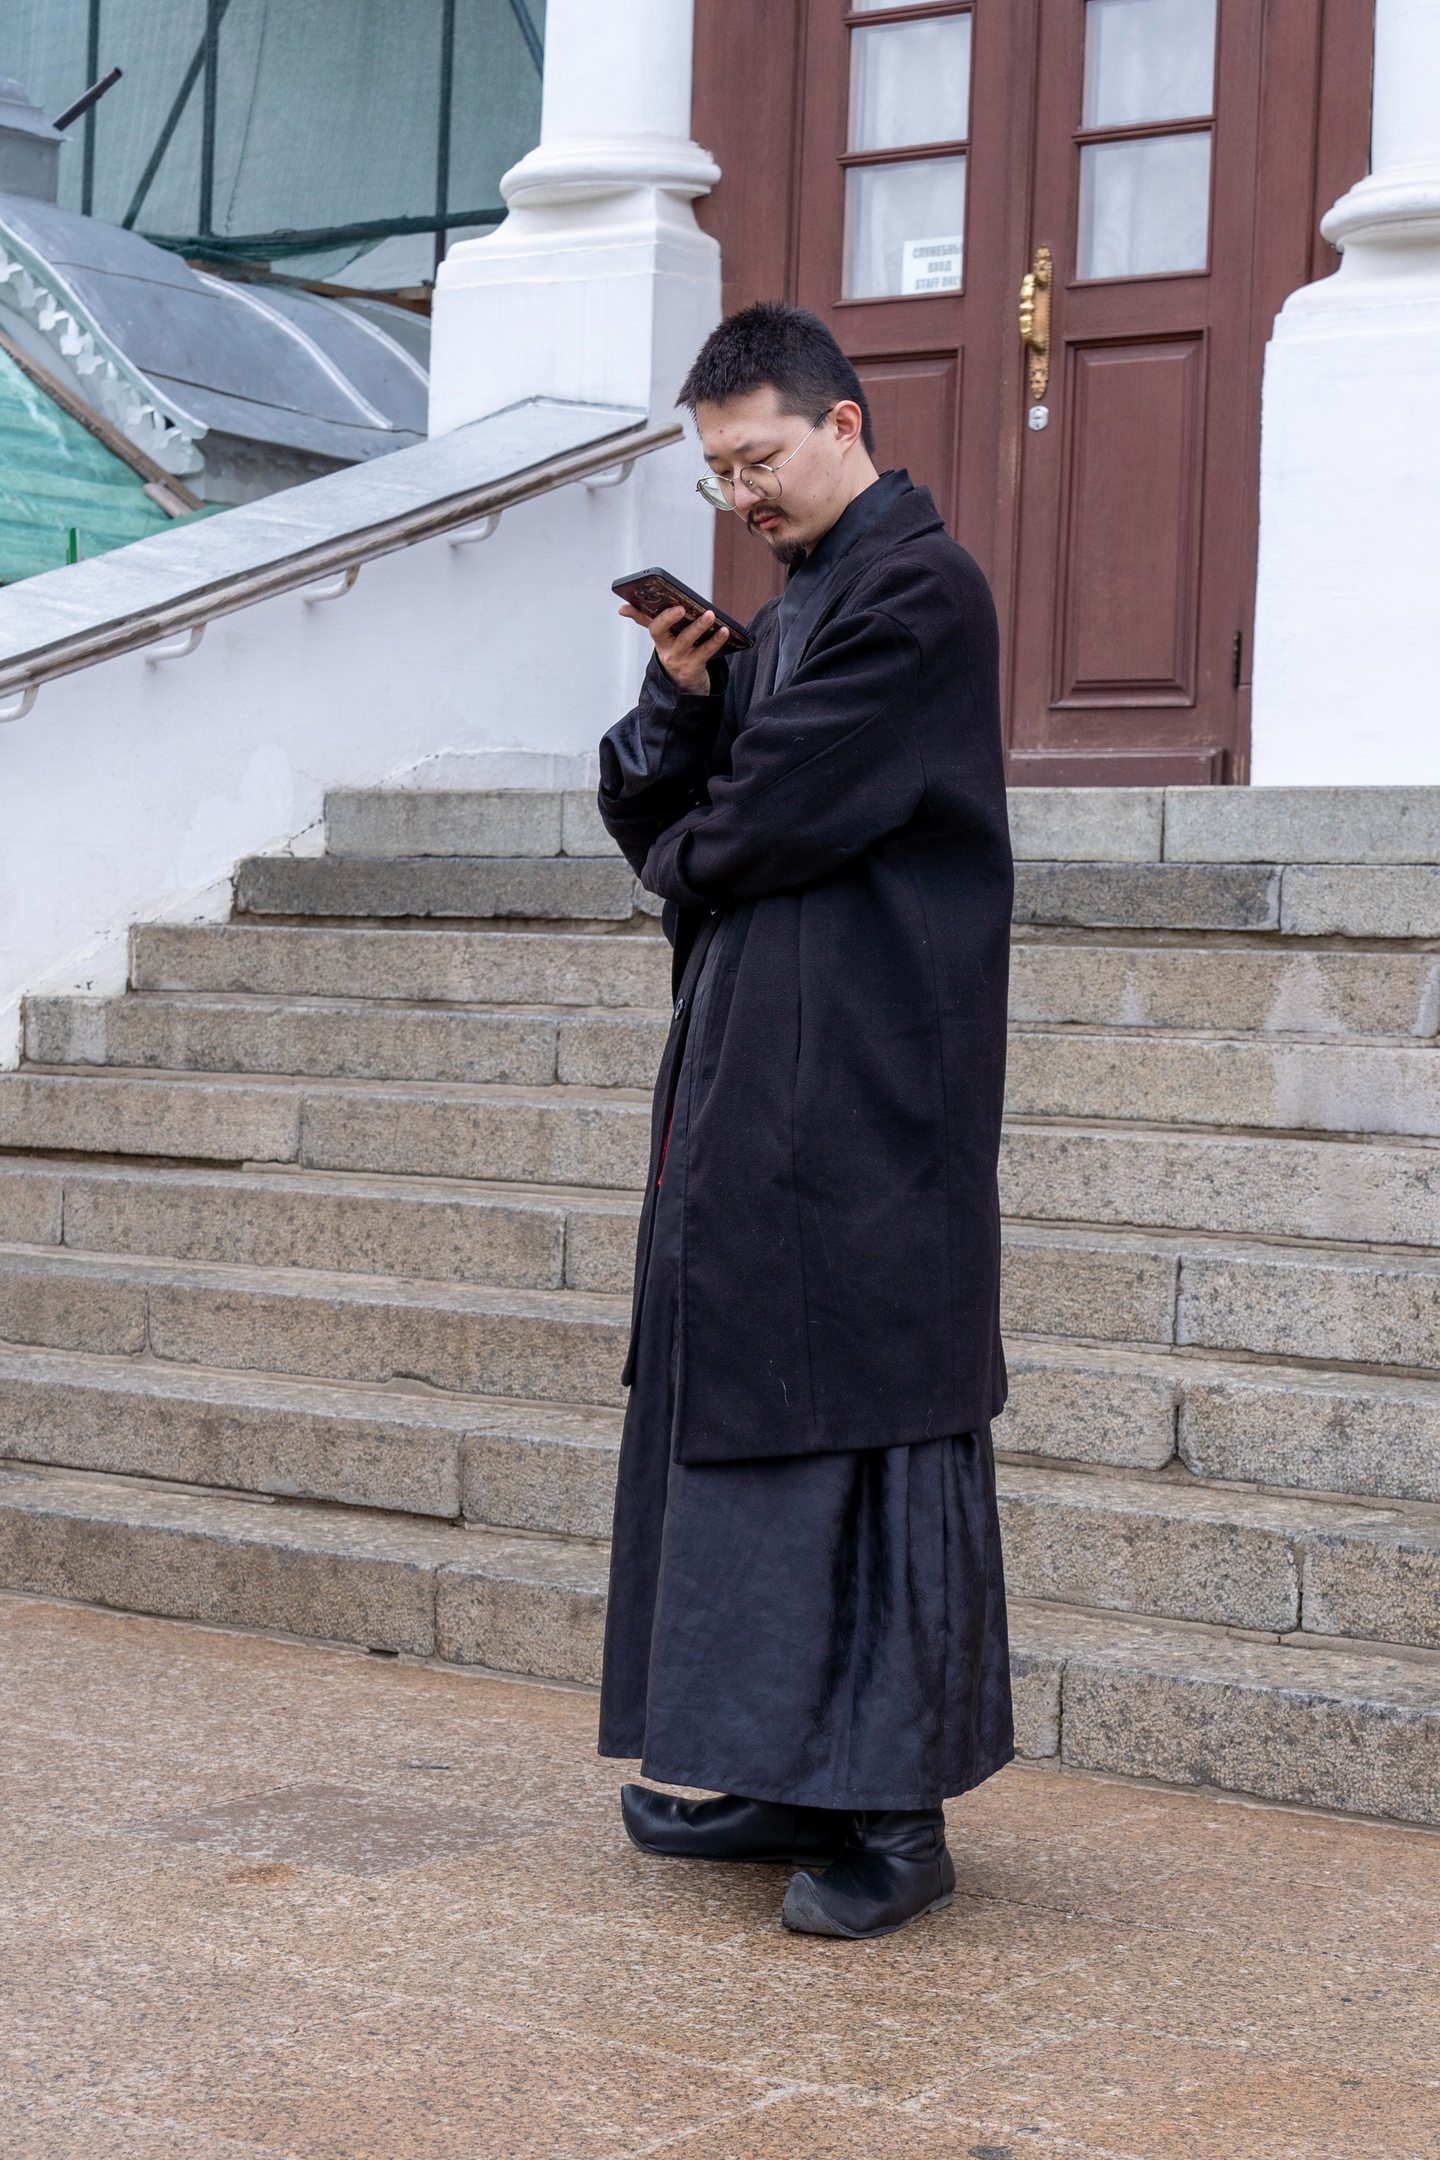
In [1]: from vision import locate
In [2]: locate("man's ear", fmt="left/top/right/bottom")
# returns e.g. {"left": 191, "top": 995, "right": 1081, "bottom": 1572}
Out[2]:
{"left": 831, "top": 399, "right": 866, "bottom": 451}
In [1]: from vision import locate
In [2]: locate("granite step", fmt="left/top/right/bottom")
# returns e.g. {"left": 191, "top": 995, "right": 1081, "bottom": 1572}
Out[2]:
{"left": 233, "top": 854, "right": 1440, "bottom": 939}
{"left": 1011, "top": 1600, "right": 1440, "bottom": 1825}
{"left": 997, "top": 1461, "right": 1440, "bottom": 1646}
{"left": 1000, "top": 1335, "right": 1440, "bottom": 1503}
{"left": 1001, "top": 1221, "right": 1440, "bottom": 1369}
{"left": 999, "top": 1119, "right": 1440, "bottom": 1248}
{"left": 131, "top": 923, "right": 672, "bottom": 1008}
{"left": 0, "top": 1244, "right": 632, "bottom": 1405}
{"left": 1014, "top": 861, "right": 1282, "bottom": 933}
{"left": 234, "top": 853, "right": 642, "bottom": 922}
{"left": 0, "top": 1462, "right": 1435, "bottom": 1821}
{"left": 440, "top": 1382, "right": 1440, "bottom": 1650}
{"left": 3, "top": 1367, "right": 1434, "bottom": 1648}
{"left": 323, "top": 787, "right": 621, "bottom": 861}
{"left": 24, "top": 992, "right": 669, "bottom": 1091}
{"left": 0, "top": 1346, "right": 623, "bottom": 1527}
{"left": 0, "top": 1160, "right": 638, "bottom": 1293}
{"left": 1014, "top": 858, "right": 1440, "bottom": 939}
{"left": 0, "top": 1464, "right": 610, "bottom": 1679}
{"left": 0, "top": 1071, "right": 653, "bottom": 1188}
{"left": 1010, "top": 941, "right": 1440, "bottom": 1038}
{"left": 6, "top": 1137, "right": 1440, "bottom": 1369}
{"left": 1006, "top": 1027, "right": 1440, "bottom": 1139}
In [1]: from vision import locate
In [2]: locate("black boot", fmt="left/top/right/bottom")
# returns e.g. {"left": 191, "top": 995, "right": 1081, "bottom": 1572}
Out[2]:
{"left": 781, "top": 1808, "right": 954, "bottom": 1938}
{"left": 621, "top": 1783, "right": 854, "bottom": 1865}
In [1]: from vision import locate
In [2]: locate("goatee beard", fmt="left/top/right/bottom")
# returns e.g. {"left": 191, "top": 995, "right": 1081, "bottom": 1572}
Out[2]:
{"left": 748, "top": 508, "right": 806, "bottom": 568}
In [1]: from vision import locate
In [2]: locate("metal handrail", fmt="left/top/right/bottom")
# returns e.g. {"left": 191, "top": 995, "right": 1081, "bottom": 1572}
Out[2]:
{"left": 0, "top": 418, "right": 683, "bottom": 708}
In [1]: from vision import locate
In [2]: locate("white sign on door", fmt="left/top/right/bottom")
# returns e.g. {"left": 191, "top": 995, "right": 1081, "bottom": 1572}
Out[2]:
{"left": 901, "top": 235, "right": 963, "bottom": 294}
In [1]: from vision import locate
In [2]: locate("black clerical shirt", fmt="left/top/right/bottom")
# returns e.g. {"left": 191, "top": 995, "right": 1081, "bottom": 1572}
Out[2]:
{"left": 772, "top": 467, "right": 911, "bottom": 692}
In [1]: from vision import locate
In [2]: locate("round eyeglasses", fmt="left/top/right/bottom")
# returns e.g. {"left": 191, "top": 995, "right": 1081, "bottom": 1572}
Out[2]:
{"left": 695, "top": 411, "right": 831, "bottom": 513}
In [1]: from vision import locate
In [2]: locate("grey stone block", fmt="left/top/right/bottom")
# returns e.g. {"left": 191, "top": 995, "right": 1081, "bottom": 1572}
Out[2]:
{"left": 999, "top": 1122, "right": 1440, "bottom": 1249}
{"left": 60, "top": 1164, "right": 568, "bottom": 1288}
{"left": 562, "top": 1198, "right": 641, "bottom": 1295}
{"left": 143, "top": 1263, "right": 632, "bottom": 1406}
{"left": 1177, "top": 1245, "right": 1440, "bottom": 1369}
{"left": 0, "top": 1164, "right": 64, "bottom": 1246}
{"left": 324, "top": 789, "right": 563, "bottom": 859}
{"left": 27, "top": 992, "right": 565, "bottom": 1087}
{"left": 1006, "top": 1029, "right": 1440, "bottom": 1139}
{"left": 299, "top": 1084, "right": 652, "bottom": 1191}
{"left": 1007, "top": 787, "right": 1163, "bottom": 862}
{"left": 0, "top": 1247, "right": 148, "bottom": 1355}
{"left": 132, "top": 924, "right": 672, "bottom": 1010}
{"left": 1281, "top": 865, "right": 1440, "bottom": 939}
{"left": 561, "top": 790, "right": 623, "bottom": 858}
{"left": 1179, "top": 1366, "right": 1440, "bottom": 1503}
{"left": 0, "top": 1072, "right": 302, "bottom": 1164}
{"left": 1303, "top": 1521, "right": 1440, "bottom": 1650}
{"left": 236, "top": 854, "right": 639, "bottom": 923}
{"left": 1013, "top": 862, "right": 1280, "bottom": 931}
{"left": 1039, "top": 1605, "right": 1440, "bottom": 1823}
{"left": 1000, "top": 1227, "right": 1177, "bottom": 1344}
{"left": 0, "top": 1468, "right": 459, "bottom": 1651}
{"left": 996, "top": 1464, "right": 1373, "bottom": 1632}
{"left": 1008, "top": 1643, "right": 1063, "bottom": 1758}
{"left": 1008, "top": 943, "right": 1440, "bottom": 1039}
{"left": 1164, "top": 785, "right": 1440, "bottom": 866}
{"left": 436, "top": 1529, "right": 610, "bottom": 1683}
{"left": 555, "top": 1012, "right": 667, "bottom": 1088}
{"left": 998, "top": 1341, "right": 1177, "bottom": 1467}
{"left": 464, "top": 1419, "right": 621, "bottom": 1540}
{"left": 0, "top": 1349, "right": 468, "bottom": 1516}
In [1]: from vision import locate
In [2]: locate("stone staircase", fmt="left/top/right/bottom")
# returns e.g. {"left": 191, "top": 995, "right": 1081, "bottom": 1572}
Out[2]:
{"left": 0, "top": 785, "right": 1438, "bottom": 1825}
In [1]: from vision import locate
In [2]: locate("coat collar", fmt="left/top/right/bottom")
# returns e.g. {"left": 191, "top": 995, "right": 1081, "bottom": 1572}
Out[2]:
{"left": 781, "top": 479, "right": 946, "bottom": 674}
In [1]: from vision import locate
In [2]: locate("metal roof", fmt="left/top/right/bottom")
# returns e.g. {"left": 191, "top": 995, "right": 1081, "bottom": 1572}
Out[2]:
{"left": 0, "top": 191, "right": 428, "bottom": 473}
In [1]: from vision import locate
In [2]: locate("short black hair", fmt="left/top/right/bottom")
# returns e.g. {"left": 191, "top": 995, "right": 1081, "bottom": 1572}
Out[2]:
{"left": 678, "top": 301, "right": 875, "bottom": 453}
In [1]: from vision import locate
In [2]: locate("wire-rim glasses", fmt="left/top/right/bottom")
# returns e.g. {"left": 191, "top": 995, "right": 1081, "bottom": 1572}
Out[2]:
{"left": 695, "top": 410, "right": 832, "bottom": 513}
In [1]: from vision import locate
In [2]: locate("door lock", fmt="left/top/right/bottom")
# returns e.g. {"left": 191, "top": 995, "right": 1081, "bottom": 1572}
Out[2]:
{"left": 1019, "top": 246, "right": 1053, "bottom": 401}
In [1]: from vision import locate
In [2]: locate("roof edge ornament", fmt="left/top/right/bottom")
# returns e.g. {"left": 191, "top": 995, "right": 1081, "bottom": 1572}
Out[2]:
{"left": 0, "top": 216, "right": 207, "bottom": 477}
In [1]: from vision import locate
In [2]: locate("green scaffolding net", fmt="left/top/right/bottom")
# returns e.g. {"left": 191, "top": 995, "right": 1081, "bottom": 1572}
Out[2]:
{"left": 3, "top": 0, "right": 545, "bottom": 284}
{"left": 0, "top": 343, "right": 178, "bottom": 581}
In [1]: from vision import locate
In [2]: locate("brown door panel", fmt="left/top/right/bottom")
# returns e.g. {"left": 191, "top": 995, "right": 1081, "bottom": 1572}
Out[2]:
{"left": 854, "top": 353, "right": 962, "bottom": 527}
{"left": 1054, "top": 337, "right": 1205, "bottom": 706}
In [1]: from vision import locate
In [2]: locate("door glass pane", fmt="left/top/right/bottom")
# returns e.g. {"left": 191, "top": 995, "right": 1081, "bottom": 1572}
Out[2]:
{"left": 1077, "top": 132, "right": 1211, "bottom": 278}
{"left": 849, "top": 16, "right": 972, "bottom": 151}
{"left": 844, "top": 156, "right": 967, "bottom": 298}
{"left": 1083, "top": 0, "right": 1217, "bottom": 127}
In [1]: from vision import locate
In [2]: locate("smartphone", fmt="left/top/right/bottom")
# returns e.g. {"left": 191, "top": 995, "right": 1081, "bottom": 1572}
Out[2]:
{"left": 611, "top": 566, "right": 755, "bottom": 652}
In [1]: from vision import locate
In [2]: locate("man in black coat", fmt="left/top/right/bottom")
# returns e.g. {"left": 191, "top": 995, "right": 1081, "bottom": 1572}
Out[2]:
{"left": 597, "top": 303, "right": 1014, "bottom": 1940}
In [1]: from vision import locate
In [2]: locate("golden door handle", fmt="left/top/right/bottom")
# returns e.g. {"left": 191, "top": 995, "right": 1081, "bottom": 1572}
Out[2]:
{"left": 1019, "top": 246, "right": 1053, "bottom": 401}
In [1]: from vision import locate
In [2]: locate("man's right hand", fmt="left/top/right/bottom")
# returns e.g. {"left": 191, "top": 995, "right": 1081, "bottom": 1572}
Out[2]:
{"left": 619, "top": 601, "right": 730, "bottom": 695}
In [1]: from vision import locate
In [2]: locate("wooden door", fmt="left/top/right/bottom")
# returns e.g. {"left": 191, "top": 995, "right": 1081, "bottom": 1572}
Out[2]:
{"left": 1009, "top": 0, "right": 1254, "bottom": 783}
{"left": 692, "top": 0, "right": 1373, "bottom": 783}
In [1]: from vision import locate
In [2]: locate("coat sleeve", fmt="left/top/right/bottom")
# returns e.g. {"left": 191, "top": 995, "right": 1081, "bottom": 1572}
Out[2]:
{"left": 640, "top": 602, "right": 926, "bottom": 906}
{"left": 596, "top": 650, "right": 730, "bottom": 876}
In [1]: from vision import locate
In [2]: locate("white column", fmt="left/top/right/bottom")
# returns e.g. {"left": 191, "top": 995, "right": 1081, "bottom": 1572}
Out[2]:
{"left": 425, "top": 0, "right": 721, "bottom": 746}
{"left": 1250, "top": 0, "right": 1440, "bottom": 783}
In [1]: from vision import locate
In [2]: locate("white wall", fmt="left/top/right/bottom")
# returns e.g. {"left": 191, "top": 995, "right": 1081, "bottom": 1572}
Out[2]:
{"left": 0, "top": 427, "right": 677, "bottom": 1066}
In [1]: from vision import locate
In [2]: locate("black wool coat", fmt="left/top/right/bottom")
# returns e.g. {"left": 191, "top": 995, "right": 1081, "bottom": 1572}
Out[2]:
{"left": 598, "top": 481, "right": 1012, "bottom": 1466}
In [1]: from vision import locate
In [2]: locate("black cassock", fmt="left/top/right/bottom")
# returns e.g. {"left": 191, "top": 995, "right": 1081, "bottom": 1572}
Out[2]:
{"left": 596, "top": 473, "right": 1014, "bottom": 1809}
